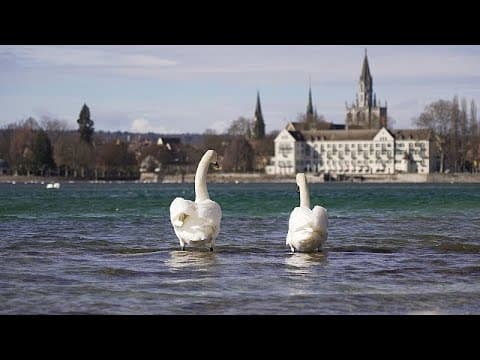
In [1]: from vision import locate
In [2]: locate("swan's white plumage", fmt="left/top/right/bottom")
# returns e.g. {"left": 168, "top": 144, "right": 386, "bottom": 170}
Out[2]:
{"left": 286, "top": 206, "right": 328, "bottom": 252}
{"left": 170, "top": 197, "right": 222, "bottom": 246}
{"left": 169, "top": 149, "right": 222, "bottom": 250}
{"left": 286, "top": 174, "right": 328, "bottom": 252}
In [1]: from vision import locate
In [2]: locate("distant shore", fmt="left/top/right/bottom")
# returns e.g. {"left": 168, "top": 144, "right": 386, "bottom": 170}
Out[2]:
{"left": 2, "top": 172, "right": 480, "bottom": 184}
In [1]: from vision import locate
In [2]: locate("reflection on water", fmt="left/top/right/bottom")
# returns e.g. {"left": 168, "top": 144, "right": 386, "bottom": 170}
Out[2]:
{"left": 165, "top": 250, "right": 218, "bottom": 271}
{"left": 284, "top": 252, "right": 328, "bottom": 275}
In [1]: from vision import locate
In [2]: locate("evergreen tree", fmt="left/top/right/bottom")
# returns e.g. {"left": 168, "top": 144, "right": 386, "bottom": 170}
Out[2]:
{"left": 252, "top": 92, "right": 266, "bottom": 139}
{"left": 77, "top": 104, "right": 94, "bottom": 144}
{"left": 32, "top": 129, "right": 55, "bottom": 176}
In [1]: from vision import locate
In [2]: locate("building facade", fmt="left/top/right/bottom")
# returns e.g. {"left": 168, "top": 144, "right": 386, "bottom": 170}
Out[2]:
{"left": 265, "top": 50, "right": 437, "bottom": 176}
{"left": 265, "top": 124, "right": 436, "bottom": 175}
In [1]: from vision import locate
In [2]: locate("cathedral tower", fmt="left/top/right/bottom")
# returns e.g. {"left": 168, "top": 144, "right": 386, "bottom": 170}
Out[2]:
{"left": 346, "top": 49, "right": 387, "bottom": 130}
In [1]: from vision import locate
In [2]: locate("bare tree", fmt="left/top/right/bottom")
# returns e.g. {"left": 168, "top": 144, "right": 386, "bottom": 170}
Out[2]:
{"left": 7, "top": 117, "right": 40, "bottom": 176}
{"left": 202, "top": 130, "right": 231, "bottom": 156}
{"left": 96, "top": 140, "right": 138, "bottom": 179}
{"left": 459, "top": 98, "right": 469, "bottom": 171}
{"left": 227, "top": 117, "right": 253, "bottom": 137}
{"left": 296, "top": 112, "right": 327, "bottom": 130}
{"left": 413, "top": 100, "right": 453, "bottom": 173}
{"left": 469, "top": 99, "right": 479, "bottom": 171}
{"left": 53, "top": 132, "right": 77, "bottom": 177}
{"left": 222, "top": 137, "right": 254, "bottom": 172}
{"left": 41, "top": 116, "right": 69, "bottom": 144}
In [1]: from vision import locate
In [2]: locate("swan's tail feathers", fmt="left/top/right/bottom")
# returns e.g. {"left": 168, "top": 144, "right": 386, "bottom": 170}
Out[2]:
{"left": 312, "top": 206, "right": 328, "bottom": 231}
{"left": 170, "top": 197, "right": 197, "bottom": 228}
{"left": 172, "top": 213, "right": 188, "bottom": 227}
{"left": 187, "top": 221, "right": 218, "bottom": 242}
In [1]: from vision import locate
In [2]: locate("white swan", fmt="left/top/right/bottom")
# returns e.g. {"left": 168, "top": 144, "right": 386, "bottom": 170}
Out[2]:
{"left": 169, "top": 149, "right": 222, "bottom": 251}
{"left": 286, "top": 173, "right": 328, "bottom": 253}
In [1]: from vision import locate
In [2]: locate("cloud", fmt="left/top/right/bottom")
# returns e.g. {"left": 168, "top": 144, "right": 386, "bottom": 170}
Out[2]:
{"left": 1, "top": 45, "right": 177, "bottom": 69}
{"left": 2, "top": 45, "right": 480, "bottom": 134}
{"left": 207, "top": 120, "right": 229, "bottom": 134}
{"left": 131, "top": 118, "right": 180, "bottom": 134}
{"left": 3, "top": 45, "right": 480, "bottom": 83}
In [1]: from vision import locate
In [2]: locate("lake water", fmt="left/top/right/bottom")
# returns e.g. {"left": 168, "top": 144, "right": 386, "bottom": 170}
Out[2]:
{"left": 1, "top": 181, "right": 480, "bottom": 314}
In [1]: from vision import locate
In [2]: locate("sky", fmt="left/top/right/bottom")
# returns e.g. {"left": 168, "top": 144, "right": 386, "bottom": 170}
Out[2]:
{"left": 1, "top": 45, "right": 480, "bottom": 134}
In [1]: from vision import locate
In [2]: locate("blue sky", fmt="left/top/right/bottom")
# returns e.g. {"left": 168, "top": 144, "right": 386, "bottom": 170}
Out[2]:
{"left": 1, "top": 45, "right": 479, "bottom": 134}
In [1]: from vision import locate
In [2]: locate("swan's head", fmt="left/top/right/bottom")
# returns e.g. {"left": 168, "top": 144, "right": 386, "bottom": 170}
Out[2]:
{"left": 296, "top": 173, "right": 307, "bottom": 192}
{"left": 205, "top": 149, "right": 219, "bottom": 168}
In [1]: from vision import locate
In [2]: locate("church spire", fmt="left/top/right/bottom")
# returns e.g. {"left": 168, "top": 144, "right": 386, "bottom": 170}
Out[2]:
{"left": 360, "top": 48, "right": 372, "bottom": 82}
{"left": 255, "top": 90, "right": 262, "bottom": 118}
{"left": 307, "top": 81, "right": 314, "bottom": 116}
{"left": 252, "top": 90, "right": 265, "bottom": 139}
{"left": 358, "top": 48, "right": 373, "bottom": 108}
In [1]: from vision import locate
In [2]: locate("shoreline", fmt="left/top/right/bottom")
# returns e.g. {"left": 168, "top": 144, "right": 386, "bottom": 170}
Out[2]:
{"left": 2, "top": 172, "right": 480, "bottom": 184}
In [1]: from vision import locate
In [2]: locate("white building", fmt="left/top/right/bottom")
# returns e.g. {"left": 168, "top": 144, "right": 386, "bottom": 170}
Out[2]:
{"left": 265, "top": 123, "right": 437, "bottom": 176}
{"left": 265, "top": 50, "right": 437, "bottom": 176}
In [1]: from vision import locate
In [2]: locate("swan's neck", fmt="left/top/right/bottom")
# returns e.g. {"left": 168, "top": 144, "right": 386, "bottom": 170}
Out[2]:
{"left": 195, "top": 155, "right": 210, "bottom": 202}
{"left": 298, "top": 180, "right": 310, "bottom": 208}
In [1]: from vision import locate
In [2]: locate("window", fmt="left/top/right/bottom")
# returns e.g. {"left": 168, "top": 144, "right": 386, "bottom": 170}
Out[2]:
{"left": 279, "top": 143, "right": 293, "bottom": 157}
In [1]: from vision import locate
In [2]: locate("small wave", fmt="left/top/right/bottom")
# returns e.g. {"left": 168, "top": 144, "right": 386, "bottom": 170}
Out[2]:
{"left": 371, "top": 267, "right": 423, "bottom": 275}
{"left": 435, "top": 266, "right": 480, "bottom": 276}
{"left": 434, "top": 243, "right": 480, "bottom": 254}
{"left": 329, "top": 246, "right": 397, "bottom": 254}
{"left": 95, "top": 267, "right": 148, "bottom": 277}
{"left": 114, "top": 247, "right": 162, "bottom": 255}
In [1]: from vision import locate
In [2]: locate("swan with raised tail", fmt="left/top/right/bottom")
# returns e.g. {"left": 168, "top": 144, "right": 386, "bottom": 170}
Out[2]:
{"left": 169, "top": 149, "right": 222, "bottom": 251}
{"left": 286, "top": 173, "right": 328, "bottom": 253}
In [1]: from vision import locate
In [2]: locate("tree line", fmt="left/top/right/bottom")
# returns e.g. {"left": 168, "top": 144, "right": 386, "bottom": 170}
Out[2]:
{"left": 414, "top": 96, "right": 479, "bottom": 173}
{"left": 0, "top": 105, "right": 137, "bottom": 179}
{"left": 2, "top": 95, "right": 478, "bottom": 178}
{"left": 0, "top": 104, "right": 275, "bottom": 179}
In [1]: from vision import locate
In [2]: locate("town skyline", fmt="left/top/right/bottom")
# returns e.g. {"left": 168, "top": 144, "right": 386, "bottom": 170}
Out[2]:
{"left": 1, "top": 45, "right": 479, "bottom": 134}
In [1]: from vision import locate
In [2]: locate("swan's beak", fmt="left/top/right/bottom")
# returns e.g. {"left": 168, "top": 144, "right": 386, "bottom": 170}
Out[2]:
{"left": 213, "top": 162, "right": 219, "bottom": 169}
{"left": 296, "top": 185, "right": 300, "bottom": 193}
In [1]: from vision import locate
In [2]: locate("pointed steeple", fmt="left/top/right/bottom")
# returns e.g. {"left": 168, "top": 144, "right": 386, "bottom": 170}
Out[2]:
{"left": 357, "top": 48, "right": 373, "bottom": 108}
{"left": 307, "top": 81, "right": 314, "bottom": 116}
{"left": 252, "top": 90, "right": 265, "bottom": 139}
{"left": 360, "top": 48, "right": 372, "bottom": 82}
{"left": 255, "top": 90, "right": 262, "bottom": 119}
